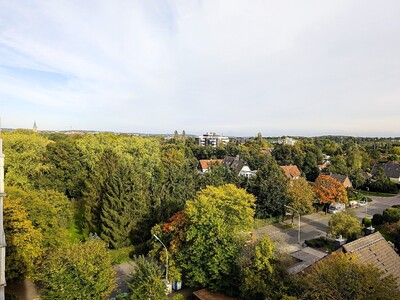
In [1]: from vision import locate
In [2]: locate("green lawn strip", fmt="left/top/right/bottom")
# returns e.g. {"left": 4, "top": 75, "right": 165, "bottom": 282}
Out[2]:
{"left": 357, "top": 190, "right": 397, "bottom": 197}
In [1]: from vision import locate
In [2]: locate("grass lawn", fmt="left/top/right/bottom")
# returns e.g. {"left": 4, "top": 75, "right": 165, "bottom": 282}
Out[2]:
{"left": 357, "top": 190, "right": 397, "bottom": 197}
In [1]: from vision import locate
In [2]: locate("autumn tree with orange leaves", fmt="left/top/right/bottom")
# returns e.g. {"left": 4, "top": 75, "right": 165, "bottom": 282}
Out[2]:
{"left": 313, "top": 175, "right": 348, "bottom": 205}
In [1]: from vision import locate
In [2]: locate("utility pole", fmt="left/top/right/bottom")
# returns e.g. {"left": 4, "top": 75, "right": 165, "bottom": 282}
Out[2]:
{"left": 285, "top": 205, "right": 301, "bottom": 244}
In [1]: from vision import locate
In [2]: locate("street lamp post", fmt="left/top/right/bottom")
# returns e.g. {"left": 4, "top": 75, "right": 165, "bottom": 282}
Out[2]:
{"left": 153, "top": 234, "right": 169, "bottom": 285}
{"left": 285, "top": 205, "right": 301, "bottom": 244}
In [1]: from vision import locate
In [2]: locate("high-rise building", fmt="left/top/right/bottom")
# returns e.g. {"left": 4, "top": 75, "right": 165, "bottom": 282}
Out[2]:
{"left": 0, "top": 132, "right": 6, "bottom": 300}
{"left": 195, "top": 132, "right": 229, "bottom": 147}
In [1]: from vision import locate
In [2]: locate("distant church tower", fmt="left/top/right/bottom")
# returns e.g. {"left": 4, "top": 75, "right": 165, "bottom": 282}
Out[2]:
{"left": 33, "top": 121, "right": 37, "bottom": 133}
{"left": 0, "top": 127, "right": 6, "bottom": 299}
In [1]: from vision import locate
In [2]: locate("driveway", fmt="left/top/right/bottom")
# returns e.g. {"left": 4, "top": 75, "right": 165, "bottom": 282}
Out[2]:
{"left": 254, "top": 193, "right": 400, "bottom": 253}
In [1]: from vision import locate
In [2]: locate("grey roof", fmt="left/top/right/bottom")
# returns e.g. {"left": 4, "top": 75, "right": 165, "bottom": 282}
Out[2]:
{"left": 288, "top": 247, "right": 328, "bottom": 274}
{"left": 329, "top": 173, "right": 349, "bottom": 184}
{"left": 372, "top": 162, "right": 400, "bottom": 178}
{"left": 342, "top": 232, "right": 400, "bottom": 288}
{"left": 222, "top": 155, "right": 248, "bottom": 174}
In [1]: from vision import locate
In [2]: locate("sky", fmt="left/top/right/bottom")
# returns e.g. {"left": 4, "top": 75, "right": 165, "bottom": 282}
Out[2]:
{"left": 0, "top": 0, "right": 399, "bottom": 137}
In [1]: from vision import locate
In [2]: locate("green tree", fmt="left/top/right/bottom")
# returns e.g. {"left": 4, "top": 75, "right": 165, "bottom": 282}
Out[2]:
{"left": 178, "top": 184, "right": 255, "bottom": 293}
{"left": 127, "top": 255, "right": 167, "bottom": 300}
{"left": 250, "top": 156, "right": 289, "bottom": 218}
{"left": 299, "top": 253, "right": 400, "bottom": 300}
{"left": 4, "top": 196, "right": 43, "bottom": 280}
{"left": 38, "top": 238, "right": 116, "bottom": 300}
{"left": 238, "top": 237, "right": 289, "bottom": 300}
{"left": 6, "top": 186, "right": 73, "bottom": 248}
{"left": 150, "top": 144, "right": 197, "bottom": 224}
{"left": 328, "top": 211, "right": 362, "bottom": 241}
{"left": 328, "top": 155, "right": 348, "bottom": 175}
{"left": 38, "top": 137, "right": 87, "bottom": 199}
{"left": 368, "top": 166, "right": 397, "bottom": 193}
{"left": 287, "top": 178, "right": 315, "bottom": 215}
{"left": 100, "top": 159, "right": 144, "bottom": 249}
{"left": 2, "top": 130, "right": 49, "bottom": 189}
{"left": 272, "top": 144, "right": 305, "bottom": 167}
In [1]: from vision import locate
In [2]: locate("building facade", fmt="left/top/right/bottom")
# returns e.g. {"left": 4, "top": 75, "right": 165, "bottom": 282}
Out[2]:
{"left": 0, "top": 137, "right": 6, "bottom": 300}
{"left": 195, "top": 133, "right": 229, "bottom": 147}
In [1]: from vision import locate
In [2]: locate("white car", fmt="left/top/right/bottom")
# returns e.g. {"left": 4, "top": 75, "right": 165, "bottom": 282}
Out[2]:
{"left": 359, "top": 199, "right": 367, "bottom": 206}
{"left": 328, "top": 203, "right": 346, "bottom": 214}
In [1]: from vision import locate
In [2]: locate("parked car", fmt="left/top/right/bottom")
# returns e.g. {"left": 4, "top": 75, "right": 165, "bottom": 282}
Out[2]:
{"left": 328, "top": 203, "right": 346, "bottom": 214}
{"left": 349, "top": 200, "right": 358, "bottom": 208}
{"left": 359, "top": 199, "right": 367, "bottom": 206}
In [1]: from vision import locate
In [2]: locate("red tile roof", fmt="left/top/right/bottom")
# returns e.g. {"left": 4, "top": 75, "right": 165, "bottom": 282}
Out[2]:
{"left": 199, "top": 159, "right": 223, "bottom": 171}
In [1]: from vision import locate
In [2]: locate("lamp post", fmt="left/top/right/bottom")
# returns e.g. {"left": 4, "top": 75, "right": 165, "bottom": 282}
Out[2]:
{"left": 284, "top": 205, "right": 301, "bottom": 244}
{"left": 153, "top": 234, "right": 169, "bottom": 286}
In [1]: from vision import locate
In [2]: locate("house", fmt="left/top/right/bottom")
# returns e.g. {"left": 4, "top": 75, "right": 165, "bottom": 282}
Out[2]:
{"left": 222, "top": 156, "right": 257, "bottom": 178}
{"left": 196, "top": 132, "right": 229, "bottom": 147}
{"left": 193, "top": 288, "right": 241, "bottom": 300}
{"left": 280, "top": 165, "right": 301, "bottom": 180}
{"left": 339, "top": 232, "right": 400, "bottom": 288}
{"left": 372, "top": 162, "right": 400, "bottom": 183}
{"left": 198, "top": 159, "right": 223, "bottom": 173}
{"left": 328, "top": 173, "right": 353, "bottom": 189}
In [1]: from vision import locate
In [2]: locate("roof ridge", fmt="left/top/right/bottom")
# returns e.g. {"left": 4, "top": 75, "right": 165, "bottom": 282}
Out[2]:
{"left": 348, "top": 237, "right": 385, "bottom": 253}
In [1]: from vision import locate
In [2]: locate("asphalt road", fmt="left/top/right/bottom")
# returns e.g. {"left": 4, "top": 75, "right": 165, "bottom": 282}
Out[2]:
{"left": 255, "top": 193, "right": 400, "bottom": 253}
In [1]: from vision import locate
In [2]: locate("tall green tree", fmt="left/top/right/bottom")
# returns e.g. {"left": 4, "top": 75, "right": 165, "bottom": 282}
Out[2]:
{"left": 250, "top": 156, "right": 289, "bottom": 218}
{"left": 6, "top": 186, "right": 73, "bottom": 248}
{"left": 2, "top": 130, "right": 49, "bottom": 189}
{"left": 100, "top": 160, "right": 144, "bottom": 249}
{"left": 287, "top": 178, "right": 315, "bottom": 215}
{"left": 4, "top": 196, "right": 43, "bottom": 280}
{"left": 238, "top": 237, "right": 290, "bottom": 300}
{"left": 150, "top": 144, "right": 197, "bottom": 224}
{"left": 38, "top": 137, "right": 87, "bottom": 199}
{"left": 177, "top": 185, "right": 255, "bottom": 293}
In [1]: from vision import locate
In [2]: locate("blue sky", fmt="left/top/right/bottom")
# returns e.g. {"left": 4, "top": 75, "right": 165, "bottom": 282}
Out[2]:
{"left": 0, "top": 0, "right": 399, "bottom": 137}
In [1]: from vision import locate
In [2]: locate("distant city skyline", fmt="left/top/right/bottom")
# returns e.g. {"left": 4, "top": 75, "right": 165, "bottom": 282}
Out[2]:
{"left": 1, "top": 1, "right": 399, "bottom": 137}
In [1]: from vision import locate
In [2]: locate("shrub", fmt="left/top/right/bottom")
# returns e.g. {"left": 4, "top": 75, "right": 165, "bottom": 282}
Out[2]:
{"left": 128, "top": 255, "right": 167, "bottom": 300}
{"left": 372, "top": 214, "right": 384, "bottom": 226}
{"left": 37, "top": 238, "right": 116, "bottom": 300}
{"left": 383, "top": 208, "right": 400, "bottom": 224}
{"left": 172, "top": 294, "right": 185, "bottom": 300}
{"left": 329, "top": 211, "right": 362, "bottom": 242}
{"left": 392, "top": 205, "right": 400, "bottom": 209}
{"left": 362, "top": 217, "right": 372, "bottom": 228}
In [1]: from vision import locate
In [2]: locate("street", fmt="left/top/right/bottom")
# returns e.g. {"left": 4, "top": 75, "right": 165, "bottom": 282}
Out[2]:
{"left": 254, "top": 193, "right": 400, "bottom": 253}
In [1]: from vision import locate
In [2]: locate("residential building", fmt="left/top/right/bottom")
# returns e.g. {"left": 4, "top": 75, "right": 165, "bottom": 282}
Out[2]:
{"left": 198, "top": 159, "right": 223, "bottom": 173}
{"left": 222, "top": 155, "right": 257, "bottom": 178}
{"left": 372, "top": 162, "right": 400, "bottom": 183}
{"left": 328, "top": 173, "right": 353, "bottom": 189}
{"left": 280, "top": 165, "right": 301, "bottom": 180}
{"left": 277, "top": 136, "right": 297, "bottom": 146}
{"left": 195, "top": 132, "right": 229, "bottom": 147}
{"left": 0, "top": 136, "right": 6, "bottom": 299}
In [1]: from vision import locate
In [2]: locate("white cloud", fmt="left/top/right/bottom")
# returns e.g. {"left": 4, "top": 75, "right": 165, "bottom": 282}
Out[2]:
{"left": 0, "top": 0, "right": 399, "bottom": 135}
